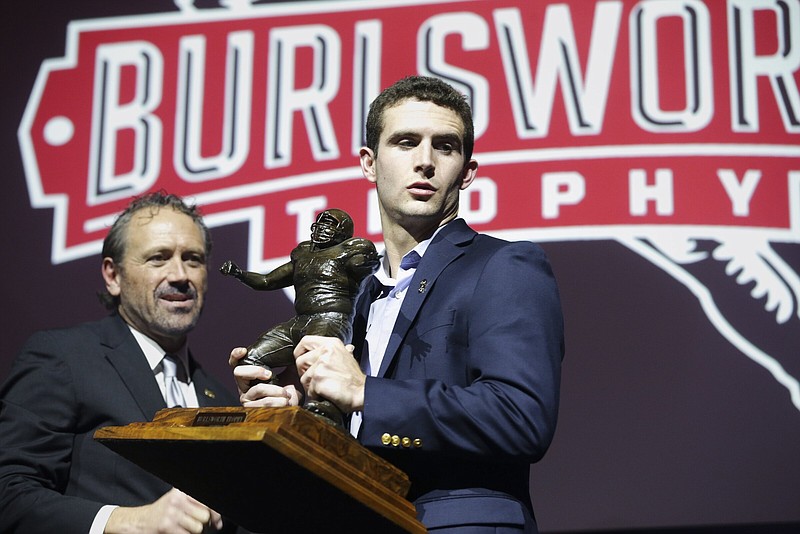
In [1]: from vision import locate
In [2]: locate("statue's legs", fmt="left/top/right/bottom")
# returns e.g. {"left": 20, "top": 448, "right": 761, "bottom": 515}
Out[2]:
{"left": 241, "top": 313, "right": 355, "bottom": 430}
{"left": 303, "top": 311, "right": 352, "bottom": 340}
{"left": 241, "top": 320, "right": 298, "bottom": 382}
{"left": 301, "top": 312, "right": 353, "bottom": 429}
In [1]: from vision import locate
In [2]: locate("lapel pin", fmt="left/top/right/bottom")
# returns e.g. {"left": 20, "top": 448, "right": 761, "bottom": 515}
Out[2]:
{"left": 204, "top": 388, "right": 216, "bottom": 398}
{"left": 418, "top": 279, "right": 427, "bottom": 293}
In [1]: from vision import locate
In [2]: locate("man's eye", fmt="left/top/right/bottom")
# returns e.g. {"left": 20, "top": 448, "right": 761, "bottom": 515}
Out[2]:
{"left": 148, "top": 255, "right": 166, "bottom": 264}
{"left": 184, "top": 254, "right": 206, "bottom": 267}
{"left": 436, "top": 141, "right": 457, "bottom": 153}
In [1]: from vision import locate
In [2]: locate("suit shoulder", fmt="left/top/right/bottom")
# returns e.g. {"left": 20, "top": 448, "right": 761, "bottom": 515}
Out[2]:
{"left": 472, "top": 233, "right": 547, "bottom": 256}
{"left": 463, "top": 236, "right": 555, "bottom": 281}
{"left": 24, "top": 316, "right": 104, "bottom": 341}
{"left": 19, "top": 316, "right": 117, "bottom": 359}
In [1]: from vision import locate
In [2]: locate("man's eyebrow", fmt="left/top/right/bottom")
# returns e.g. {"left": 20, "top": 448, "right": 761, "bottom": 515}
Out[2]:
{"left": 386, "top": 130, "right": 462, "bottom": 145}
{"left": 386, "top": 130, "right": 420, "bottom": 141}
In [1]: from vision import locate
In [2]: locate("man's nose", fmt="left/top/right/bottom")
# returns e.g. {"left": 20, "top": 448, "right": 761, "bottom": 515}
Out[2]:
{"left": 166, "top": 257, "right": 188, "bottom": 281}
{"left": 414, "top": 142, "right": 435, "bottom": 175}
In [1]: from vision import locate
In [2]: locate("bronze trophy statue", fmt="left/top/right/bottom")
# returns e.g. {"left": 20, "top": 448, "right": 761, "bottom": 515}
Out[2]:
{"left": 220, "top": 209, "right": 379, "bottom": 429}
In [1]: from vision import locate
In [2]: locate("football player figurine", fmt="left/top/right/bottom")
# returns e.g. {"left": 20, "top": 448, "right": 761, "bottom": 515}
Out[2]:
{"left": 220, "top": 209, "right": 379, "bottom": 428}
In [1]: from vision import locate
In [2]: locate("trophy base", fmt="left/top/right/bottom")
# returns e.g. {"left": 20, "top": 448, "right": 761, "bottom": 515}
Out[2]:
{"left": 94, "top": 406, "right": 424, "bottom": 533}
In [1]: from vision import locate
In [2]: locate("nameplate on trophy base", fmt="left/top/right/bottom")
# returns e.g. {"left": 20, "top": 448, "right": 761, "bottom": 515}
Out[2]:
{"left": 95, "top": 406, "right": 424, "bottom": 533}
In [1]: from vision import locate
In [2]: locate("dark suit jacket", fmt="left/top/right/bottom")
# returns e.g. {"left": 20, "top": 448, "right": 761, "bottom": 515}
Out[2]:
{"left": 352, "top": 219, "right": 564, "bottom": 532}
{"left": 0, "top": 313, "right": 240, "bottom": 534}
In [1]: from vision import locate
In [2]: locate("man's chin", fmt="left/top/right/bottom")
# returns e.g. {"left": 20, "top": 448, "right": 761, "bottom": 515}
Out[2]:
{"left": 156, "top": 311, "right": 201, "bottom": 336}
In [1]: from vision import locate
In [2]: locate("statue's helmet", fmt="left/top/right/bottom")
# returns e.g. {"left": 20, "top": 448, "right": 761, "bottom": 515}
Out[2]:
{"left": 310, "top": 209, "right": 354, "bottom": 247}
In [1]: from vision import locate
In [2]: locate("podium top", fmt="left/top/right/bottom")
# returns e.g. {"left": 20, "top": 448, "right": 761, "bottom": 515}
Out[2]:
{"left": 95, "top": 406, "right": 425, "bottom": 533}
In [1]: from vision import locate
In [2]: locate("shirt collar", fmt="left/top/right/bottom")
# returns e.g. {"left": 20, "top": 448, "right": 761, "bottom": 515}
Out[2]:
{"left": 128, "top": 325, "right": 189, "bottom": 375}
{"left": 375, "top": 223, "right": 446, "bottom": 284}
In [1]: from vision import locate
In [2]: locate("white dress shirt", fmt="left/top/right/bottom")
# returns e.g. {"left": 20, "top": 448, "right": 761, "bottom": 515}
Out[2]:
{"left": 129, "top": 327, "right": 199, "bottom": 409}
{"left": 350, "top": 228, "right": 441, "bottom": 437}
{"left": 89, "top": 326, "right": 198, "bottom": 533}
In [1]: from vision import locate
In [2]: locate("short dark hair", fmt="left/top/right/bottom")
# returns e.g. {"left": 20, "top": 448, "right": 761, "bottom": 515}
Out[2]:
{"left": 99, "top": 191, "right": 212, "bottom": 309}
{"left": 365, "top": 75, "right": 474, "bottom": 162}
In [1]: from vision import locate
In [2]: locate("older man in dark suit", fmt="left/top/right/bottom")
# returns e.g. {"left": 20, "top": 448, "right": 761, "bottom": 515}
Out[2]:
{"left": 0, "top": 192, "right": 240, "bottom": 534}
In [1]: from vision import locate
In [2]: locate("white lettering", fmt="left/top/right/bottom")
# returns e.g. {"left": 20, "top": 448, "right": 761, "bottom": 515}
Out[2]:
{"left": 351, "top": 20, "right": 383, "bottom": 154}
{"left": 174, "top": 32, "right": 254, "bottom": 182}
{"left": 266, "top": 25, "right": 342, "bottom": 169}
{"left": 367, "top": 188, "right": 381, "bottom": 236}
{"left": 729, "top": 0, "right": 800, "bottom": 133}
{"left": 718, "top": 169, "right": 761, "bottom": 216}
{"left": 630, "top": 0, "right": 714, "bottom": 132}
{"left": 88, "top": 41, "right": 163, "bottom": 204}
{"left": 460, "top": 177, "right": 497, "bottom": 224}
{"left": 629, "top": 169, "right": 674, "bottom": 216}
{"left": 493, "top": 2, "right": 622, "bottom": 138}
{"left": 542, "top": 172, "right": 586, "bottom": 219}
{"left": 418, "top": 12, "right": 491, "bottom": 139}
{"left": 286, "top": 196, "right": 328, "bottom": 242}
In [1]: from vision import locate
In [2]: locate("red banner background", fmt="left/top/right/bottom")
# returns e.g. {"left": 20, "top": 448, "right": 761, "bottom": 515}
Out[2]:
{"left": 2, "top": 1, "right": 799, "bottom": 532}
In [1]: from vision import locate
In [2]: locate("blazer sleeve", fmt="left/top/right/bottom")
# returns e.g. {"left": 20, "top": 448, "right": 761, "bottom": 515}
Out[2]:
{"left": 359, "top": 241, "right": 564, "bottom": 463}
{"left": 0, "top": 330, "right": 106, "bottom": 533}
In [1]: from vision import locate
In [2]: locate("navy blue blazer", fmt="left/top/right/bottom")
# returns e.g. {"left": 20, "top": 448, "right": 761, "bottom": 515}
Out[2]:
{"left": 0, "top": 314, "right": 239, "bottom": 534}
{"left": 352, "top": 219, "right": 564, "bottom": 531}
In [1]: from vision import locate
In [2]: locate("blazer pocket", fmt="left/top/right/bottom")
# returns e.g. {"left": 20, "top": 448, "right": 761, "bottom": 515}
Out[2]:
{"left": 414, "top": 308, "right": 455, "bottom": 336}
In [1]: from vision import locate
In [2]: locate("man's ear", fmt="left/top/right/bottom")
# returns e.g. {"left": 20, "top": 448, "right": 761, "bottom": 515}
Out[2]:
{"left": 101, "top": 258, "right": 121, "bottom": 297}
{"left": 359, "top": 147, "right": 377, "bottom": 184}
{"left": 459, "top": 159, "right": 479, "bottom": 190}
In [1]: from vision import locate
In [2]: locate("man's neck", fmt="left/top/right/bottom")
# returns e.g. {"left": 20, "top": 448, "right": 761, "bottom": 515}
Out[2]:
{"left": 381, "top": 217, "right": 452, "bottom": 277}
{"left": 118, "top": 311, "right": 186, "bottom": 354}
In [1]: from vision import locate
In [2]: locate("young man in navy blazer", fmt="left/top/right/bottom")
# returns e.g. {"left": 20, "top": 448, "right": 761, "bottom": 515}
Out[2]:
{"left": 0, "top": 192, "right": 241, "bottom": 533}
{"left": 233, "top": 76, "right": 565, "bottom": 533}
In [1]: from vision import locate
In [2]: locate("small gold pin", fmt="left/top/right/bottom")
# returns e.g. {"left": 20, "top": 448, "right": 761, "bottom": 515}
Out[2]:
{"left": 418, "top": 279, "right": 427, "bottom": 293}
{"left": 204, "top": 388, "right": 216, "bottom": 399}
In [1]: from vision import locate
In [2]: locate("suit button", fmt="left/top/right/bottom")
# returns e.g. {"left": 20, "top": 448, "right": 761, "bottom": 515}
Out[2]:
{"left": 401, "top": 437, "right": 411, "bottom": 448}
{"left": 413, "top": 438, "right": 423, "bottom": 448}
{"left": 391, "top": 435, "right": 401, "bottom": 447}
{"left": 381, "top": 433, "right": 392, "bottom": 446}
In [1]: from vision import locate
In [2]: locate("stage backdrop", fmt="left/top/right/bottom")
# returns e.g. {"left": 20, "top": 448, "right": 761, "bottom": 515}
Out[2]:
{"left": 2, "top": 1, "right": 798, "bottom": 532}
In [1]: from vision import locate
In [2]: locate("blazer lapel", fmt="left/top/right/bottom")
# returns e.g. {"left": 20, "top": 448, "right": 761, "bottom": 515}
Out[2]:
{"left": 376, "top": 219, "right": 476, "bottom": 377}
{"left": 188, "top": 356, "right": 224, "bottom": 407}
{"left": 101, "top": 315, "right": 167, "bottom": 420}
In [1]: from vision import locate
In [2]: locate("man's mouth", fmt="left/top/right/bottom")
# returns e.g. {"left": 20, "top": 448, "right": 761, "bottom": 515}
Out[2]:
{"left": 162, "top": 294, "right": 190, "bottom": 302}
{"left": 158, "top": 290, "right": 196, "bottom": 309}
{"left": 407, "top": 182, "right": 436, "bottom": 197}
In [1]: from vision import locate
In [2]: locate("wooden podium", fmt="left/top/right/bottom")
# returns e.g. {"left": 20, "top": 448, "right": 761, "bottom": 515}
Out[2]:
{"left": 94, "top": 406, "right": 425, "bottom": 533}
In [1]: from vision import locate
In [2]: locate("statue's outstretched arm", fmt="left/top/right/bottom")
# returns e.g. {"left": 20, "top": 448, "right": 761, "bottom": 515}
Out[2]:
{"left": 219, "top": 260, "right": 294, "bottom": 291}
